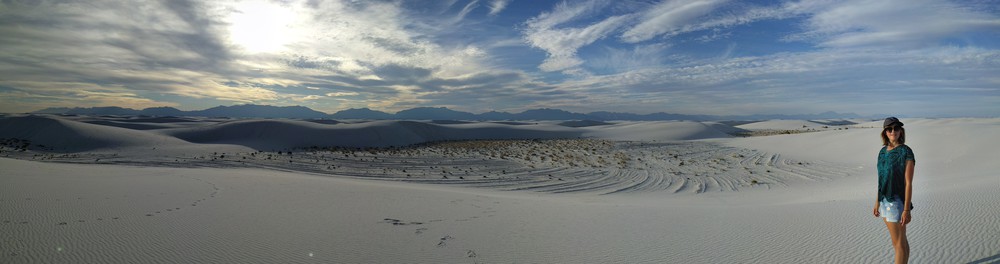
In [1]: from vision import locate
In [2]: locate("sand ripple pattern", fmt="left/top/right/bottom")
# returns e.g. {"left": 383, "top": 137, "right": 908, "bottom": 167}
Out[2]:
{"left": 33, "top": 140, "right": 863, "bottom": 195}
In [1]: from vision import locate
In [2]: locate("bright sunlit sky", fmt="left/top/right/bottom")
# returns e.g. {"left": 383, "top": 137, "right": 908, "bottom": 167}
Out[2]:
{"left": 1, "top": 0, "right": 998, "bottom": 116}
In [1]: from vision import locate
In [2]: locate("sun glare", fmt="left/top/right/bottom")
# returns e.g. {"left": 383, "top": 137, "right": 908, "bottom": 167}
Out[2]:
{"left": 227, "top": 1, "right": 299, "bottom": 53}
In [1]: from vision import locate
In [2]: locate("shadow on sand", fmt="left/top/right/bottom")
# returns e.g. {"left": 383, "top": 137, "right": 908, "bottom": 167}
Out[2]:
{"left": 968, "top": 253, "right": 1000, "bottom": 264}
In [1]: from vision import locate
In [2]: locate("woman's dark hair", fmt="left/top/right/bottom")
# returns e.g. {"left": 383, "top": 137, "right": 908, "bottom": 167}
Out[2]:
{"left": 881, "top": 126, "right": 905, "bottom": 146}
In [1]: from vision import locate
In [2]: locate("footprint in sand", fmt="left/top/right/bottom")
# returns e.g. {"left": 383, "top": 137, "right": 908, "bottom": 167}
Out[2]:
{"left": 437, "top": 235, "right": 454, "bottom": 247}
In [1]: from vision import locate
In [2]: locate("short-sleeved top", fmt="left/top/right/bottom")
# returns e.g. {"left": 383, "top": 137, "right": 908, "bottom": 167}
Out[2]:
{"left": 877, "top": 144, "right": 914, "bottom": 202}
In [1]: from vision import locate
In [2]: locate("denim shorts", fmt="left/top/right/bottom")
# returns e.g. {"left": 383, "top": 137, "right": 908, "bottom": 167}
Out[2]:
{"left": 879, "top": 197, "right": 911, "bottom": 223}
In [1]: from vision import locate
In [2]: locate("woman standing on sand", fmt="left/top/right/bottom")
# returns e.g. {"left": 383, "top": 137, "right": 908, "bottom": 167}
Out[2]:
{"left": 872, "top": 117, "right": 915, "bottom": 264}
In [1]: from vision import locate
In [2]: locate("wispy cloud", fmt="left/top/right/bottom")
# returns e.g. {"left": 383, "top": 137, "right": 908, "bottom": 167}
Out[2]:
{"left": 556, "top": 46, "right": 1000, "bottom": 116}
{"left": 326, "top": 92, "right": 360, "bottom": 97}
{"left": 0, "top": 81, "right": 181, "bottom": 112}
{"left": 454, "top": 0, "right": 481, "bottom": 24}
{"left": 488, "top": 0, "right": 511, "bottom": 16}
{"left": 521, "top": 0, "right": 792, "bottom": 73}
{"left": 785, "top": 0, "right": 1000, "bottom": 48}
{"left": 620, "top": 0, "right": 724, "bottom": 43}
{"left": 587, "top": 43, "right": 673, "bottom": 74}
{"left": 524, "top": 0, "right": 610, "bottom": 30}
{"left": 522, "top": 0, "right": 632, "bottom": 72}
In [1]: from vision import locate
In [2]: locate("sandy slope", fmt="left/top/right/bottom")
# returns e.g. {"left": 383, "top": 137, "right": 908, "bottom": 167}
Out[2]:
{"left": 0, "top": 115, "right": 252, "bottom": 156}
{"left": 736, "top": 119, "right": 827, "bottom": 130}
{"left": 582, "top": 121, "right": 733, "bottom": 141}
{"left": 0, "top": 115, "right": 197, "bottom": 153}
{"left": 158, "top": 118, "right": 733, "bottom": 150}
{"left": 725, "top": 118, "right": 999, "bottom": 179}
{"left": 1, "top": 116, "right": 998, "bottom": 263}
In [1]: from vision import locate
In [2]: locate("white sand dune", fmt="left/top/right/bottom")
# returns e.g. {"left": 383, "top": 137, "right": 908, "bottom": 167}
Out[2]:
{"left": 73, "top": 116, "right": 218, "bottom": 130}
{"left": 0, "top": 115, "right": 251, "bottom": 155}
{"left": 158, "top": 119, "right": 584, "bottom": 150}
{"left": 728, "top": 118, "right": 1000, "bottom": 179}
{"left": 736, "top": 119, "right": 834, "bottom": 130}
{"left": 583, "top": 121, "right": 733, "bottom": 141}
{"left": 811, "top": 118, "right": 865, "bottom": 126}
{"left": 150, "top": 117, "right": 741, "bottom": 149}
{"left": 701, "top": 121, "right": 751, "bottom": 135}
{"left": 1, "top": 116, "right": 998, "bottom": 263}
{"left": 2, "top": 115, "right": 736, "bottom": 152}
{"left": 557, "top": 120, "right": 613, "bottom": 127}
{"left": 0, "top": 115, "right": 193, "bottom": 152}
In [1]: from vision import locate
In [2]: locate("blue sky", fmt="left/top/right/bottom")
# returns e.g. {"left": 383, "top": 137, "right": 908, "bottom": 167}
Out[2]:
{"left": 0, "top": 0, "right": 998, "bottom": 117}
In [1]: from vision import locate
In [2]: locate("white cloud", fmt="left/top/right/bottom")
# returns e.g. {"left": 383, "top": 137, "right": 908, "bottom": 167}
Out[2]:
{"left": 289, "top": 1, "right": 492, "bottom": 78}
{"left": 525, "top": 0, "right": 610, "bottom": 30}
{"left": 523, "top": 0, "right": 631, "bottom": 72}
{"left": 488, "top": 0, "right": 511, "bottom": 16}
{"left": 298, "top": 95, "right": 323, "bottom": 101}
{"left": 787, "top": 0, "right": 1000, "bottom": 48}
{"left": 531, "top": 16, "right": 631, "bottom": 72}
{"left": 685, "top": 4, "right": 798, "bottom": 38}
{"left": 326, "top": 92, "right": 360, "bottom": 97}
{"left": 588, "top": 43, "right": 673, "bottom": 73}
{"left": 0, "top": 81, "right": 180, "bottom": 112}
{"left": 554, "top": 46, "right": 1000, "bottom": 116}
{"left": 454, "top": 0, "right": 480, "bottom": 23}
{"left": 524, "top": 0, "right": 796, "bottom": 72}
{"left": 620, "top": 0, "right": 725, "bottom": 43}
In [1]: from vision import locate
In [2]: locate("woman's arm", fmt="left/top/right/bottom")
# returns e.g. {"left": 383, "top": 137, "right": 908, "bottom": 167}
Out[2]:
{"left": 873, "top": 181, "right": 880, "bottom": 217}
{"left": 902, "top": 160, "right": 915, "bottom": 224}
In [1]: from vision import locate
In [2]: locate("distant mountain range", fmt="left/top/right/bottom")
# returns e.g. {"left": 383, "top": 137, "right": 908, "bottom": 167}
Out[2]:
{"left": 31, "top": 104, "right": 872, "bottom": 121}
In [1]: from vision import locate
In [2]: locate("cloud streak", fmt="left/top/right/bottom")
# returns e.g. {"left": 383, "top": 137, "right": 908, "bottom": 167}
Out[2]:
{"left": 523, "top": 0, "right": 632, "bottom": 72}
{"left": 488, "top": 0, "right": 511, "bottom": 16}
{"left": 620, "top": 0, "right": 724, "bottom": 43}
{"left": 558, "top": 46, "right": 1000, "bottom": 116}
{"left": 785, "top": 0, "right": 1000, "bottom": 48}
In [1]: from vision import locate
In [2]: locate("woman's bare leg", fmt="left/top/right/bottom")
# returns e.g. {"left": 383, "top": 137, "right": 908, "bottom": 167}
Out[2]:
{"left": 885, "top": 220, "right": 909, "bottom": 264}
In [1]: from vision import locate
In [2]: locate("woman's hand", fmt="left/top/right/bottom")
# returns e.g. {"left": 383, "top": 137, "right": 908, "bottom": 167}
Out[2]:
{"left": 901, "top": 210, "right": 911, "bottom": 225}
{"left": 873, "top": 203, "right": 880, "bottom": 218}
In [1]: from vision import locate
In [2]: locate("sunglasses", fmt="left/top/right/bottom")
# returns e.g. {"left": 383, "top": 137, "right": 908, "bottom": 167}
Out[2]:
{"left": 885, "top": 126, "right": 902, "bottom": 132}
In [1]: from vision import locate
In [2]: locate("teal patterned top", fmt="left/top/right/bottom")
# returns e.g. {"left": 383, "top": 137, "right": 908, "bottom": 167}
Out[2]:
{"left": 877, "top": 144, "right": 914, "bottom": 202}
